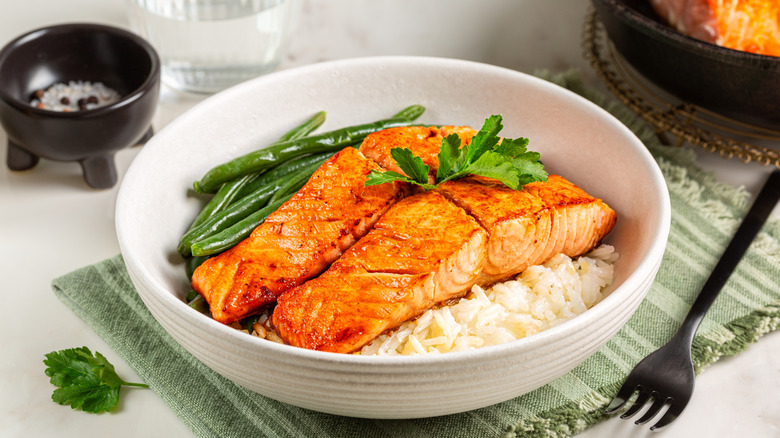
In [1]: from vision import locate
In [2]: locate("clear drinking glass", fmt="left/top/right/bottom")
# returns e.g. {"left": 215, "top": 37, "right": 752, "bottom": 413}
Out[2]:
{"left": 126, "top": 0, "right": 301, "bottom": 93}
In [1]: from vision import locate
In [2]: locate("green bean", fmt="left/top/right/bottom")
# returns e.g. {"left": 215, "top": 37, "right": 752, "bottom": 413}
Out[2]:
{"left": 390, "top": 104, "right": 425, "bottom": 120}
{"left": 190, "top": 193, "right": 294, "bottom": 257}
{"left": 234, "top": 151, "right": 335, "bottom": 200}
{"left": 184, "top": 152, "right": 334, "bottom": 250}
{"left": 195, "top": 111, "right": 325, "bottom": 215}
{"left": 241, "top": 314, "right": 262, "bottom": 333}
{"left": 178, "top": 176, "right": 290, "bottom": 256}
{"left": 267, "top": 160, "right": 321, "bottom": 205}
{"left": 185, "top": 289, "right": 199, "bottom": 302}
{"left": 193, "top": 106, "right": 425, "bottom": 193}
{"left": 178, "top": 156, "right": 329, "bottom": 256}
{"left": 188, "top": 173, "right": 258, "bottom": 232}
{"left": 181, "top": 111, "right": 327, "bottom": 235}
{"left": 278, "top": 110, "right": 327, "bottom": 142}
{"left": 187, "top": 295, "right": 210, "bottom": 314}
{"left": 186, "top": 255, "right": 211, "bottom": 279}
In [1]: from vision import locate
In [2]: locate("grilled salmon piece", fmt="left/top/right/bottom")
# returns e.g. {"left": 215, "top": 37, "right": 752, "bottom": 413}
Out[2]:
{"left": 435, "top": 175, "right": 617, "bottom": 285}
{"left": 272, "top": 191, "right": 487, "bottom": 353}
{"left": 272, "top": 127, "right": 616, "bottom": 353}
{"left": 650, "top": 0, "right": 780, "bottom": 56}
{"left": 359, "top": 125, "right": 477, "bottom": 183}
{"left": 362, "top": 125, "right": 616, "bottom": 283}
{"left": 191, "top": 147, "right": 408, "bottom": 324}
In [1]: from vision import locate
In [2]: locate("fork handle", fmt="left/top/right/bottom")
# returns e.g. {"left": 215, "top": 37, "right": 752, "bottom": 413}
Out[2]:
{"left": 677, "top": 169, "right": 780, "bottom": 345}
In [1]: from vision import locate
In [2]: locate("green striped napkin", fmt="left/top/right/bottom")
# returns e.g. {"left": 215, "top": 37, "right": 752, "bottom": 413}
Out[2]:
{"left": 51, "top": 71, "right": 780, "bottom": 438}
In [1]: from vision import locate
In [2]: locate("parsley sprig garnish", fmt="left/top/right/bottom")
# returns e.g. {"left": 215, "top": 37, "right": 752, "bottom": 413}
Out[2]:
{"left": 365, "top": 115, "right": 547, "bottom": 190}
{"left": 44, "top": 347, "right": 149, "bottom": 413}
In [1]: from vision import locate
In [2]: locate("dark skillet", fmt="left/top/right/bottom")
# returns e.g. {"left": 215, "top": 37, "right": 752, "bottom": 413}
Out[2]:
{"left": 591, "top": 0, "right": 780, "bottom": 131}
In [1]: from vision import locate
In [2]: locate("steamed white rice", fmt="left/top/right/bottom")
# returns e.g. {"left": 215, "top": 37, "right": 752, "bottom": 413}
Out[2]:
{"left": 249, "top": 244, "right": 618, "bottom": 355}
{"left": 359, "top": 244, "right": 618, "bottom": 355}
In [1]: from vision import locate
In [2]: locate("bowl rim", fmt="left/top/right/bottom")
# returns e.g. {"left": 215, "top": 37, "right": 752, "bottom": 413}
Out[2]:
{"left": 117, "top": 55, "right": 671, "bottom": 367}
{"left": 593, "top": 0, "right": 780, "bottom": 69}
{"left": 0, "top": 22, "right": 161, "bottom": 118}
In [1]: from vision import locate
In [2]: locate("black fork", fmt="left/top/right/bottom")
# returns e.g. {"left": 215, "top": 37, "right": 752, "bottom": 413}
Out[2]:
{"left": 605, "top": 169, "right": 780, "bottom": 430}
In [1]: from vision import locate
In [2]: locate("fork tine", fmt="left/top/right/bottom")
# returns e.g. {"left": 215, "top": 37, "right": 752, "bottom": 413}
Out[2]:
{"left": 650, "top": 400, "right": 685, "bottom": 430}
{"left": 604, "top": 383, "right": 638, "bottom": 414}
{"left": 620, "top": 389, "right": 651, "bottom": 419}
{"left": 634, "top": 394, "right": 668, "bottom": 425}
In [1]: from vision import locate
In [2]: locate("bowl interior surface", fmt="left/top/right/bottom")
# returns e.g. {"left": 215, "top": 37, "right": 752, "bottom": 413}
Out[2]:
{"left": 116, "top": 56, "right": 670, "bottom": 417}
{"left": 0, "top": 24, "right": 156, "bottom": 109}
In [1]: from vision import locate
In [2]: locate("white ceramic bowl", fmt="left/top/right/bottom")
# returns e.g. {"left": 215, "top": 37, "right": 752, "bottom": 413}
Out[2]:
{"left": 116, "top": 56, "right": 670, "bottom": 419}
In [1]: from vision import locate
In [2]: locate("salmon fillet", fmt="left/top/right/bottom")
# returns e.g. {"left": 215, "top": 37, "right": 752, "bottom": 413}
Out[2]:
{"left": 191, "top": 147, "right": 408, "bottom": 324}
{"left": 358, "top": 125, "right": 477, "bottom": 183}
{"left": 435, "top": 175, "right": 617, "bottom": 285}
{"left": 360, "top": 125, "right": 616, "bottom": 282}
{"left": 272, "top": 127, "right": 616, "bottom": 353}
{"left": 650, "top": 0, "right": 780, "bottom": 56}
{"left": 272, "top": 191, "right": 487, "bottom": 353}
{"left": 271, "top": 176, "right": 616, "bottom": 353}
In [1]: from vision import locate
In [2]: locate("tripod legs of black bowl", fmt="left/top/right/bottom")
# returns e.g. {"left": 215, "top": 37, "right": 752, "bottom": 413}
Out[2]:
{"left": 5, "top": 124, "right": 154, "bottom": 189}
{"left": 6, "top": 139, "right": 39, "bottom": 171}
{"left": 137, "top": 126, "right": 154, "bottom": 145}
{"left": 79, "top": 125, "right": 155, "bottom": 189}
{"left": 78, "top": 153, "right": 117, "bottom": 189}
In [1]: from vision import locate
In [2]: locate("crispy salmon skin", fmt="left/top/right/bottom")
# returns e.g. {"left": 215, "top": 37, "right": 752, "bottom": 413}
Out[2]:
{"left": 272, "top": 191, "right": 487, "bottom": 353}
{"left": 191, "top": 147, "right": 408, "bottom": 324}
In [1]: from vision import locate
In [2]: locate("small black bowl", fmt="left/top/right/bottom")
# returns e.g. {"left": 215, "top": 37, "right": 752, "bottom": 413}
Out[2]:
{"left": 591, "top": 0, "right": 780, "bottom": 131}
{"left": 0, "top": 23, "right": 160, "bottom": 188}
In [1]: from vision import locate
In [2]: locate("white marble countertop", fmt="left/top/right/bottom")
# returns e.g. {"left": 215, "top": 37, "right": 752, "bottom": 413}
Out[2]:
{"left": 1, "top": 1, "right": 778, "bottom": 437}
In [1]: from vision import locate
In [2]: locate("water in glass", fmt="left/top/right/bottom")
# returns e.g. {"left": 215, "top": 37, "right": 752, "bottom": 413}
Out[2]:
{"left": 127, "top": 0, "right": 300, "bottom": 93}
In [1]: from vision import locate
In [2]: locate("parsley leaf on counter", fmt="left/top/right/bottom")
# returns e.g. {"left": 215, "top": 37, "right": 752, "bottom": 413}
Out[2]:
{"left": 44, "top": 347, "right": 149, "bottom": 413}
{"left": 365, "top": 115, "right": 547, "bottom": 190}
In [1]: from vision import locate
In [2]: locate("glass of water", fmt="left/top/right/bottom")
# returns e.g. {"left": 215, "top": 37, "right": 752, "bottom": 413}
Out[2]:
{"left": 126, "top": 0, "right": 301, "bottom": 93}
